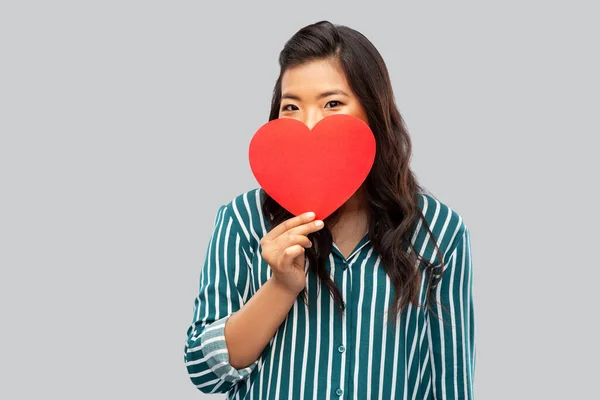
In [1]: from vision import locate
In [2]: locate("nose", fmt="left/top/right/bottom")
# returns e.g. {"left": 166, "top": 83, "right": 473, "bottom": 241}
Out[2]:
{"left": 303, "top": 109, "right": 325, "bottom": 130}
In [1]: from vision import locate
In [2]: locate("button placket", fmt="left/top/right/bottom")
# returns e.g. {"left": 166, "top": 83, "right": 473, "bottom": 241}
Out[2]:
{"left": 333, "top": 257, "right": 349, "bottom": 399}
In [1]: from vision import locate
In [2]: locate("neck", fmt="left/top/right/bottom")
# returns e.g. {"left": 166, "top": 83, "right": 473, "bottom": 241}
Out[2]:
{"left": 329, "top": 202, "right": 369, "bottom": 246}
{"left": 329, "top": 186, "right": 369, "bottom": 236}
{"left": 339, "top": 186, "right": 367, "bottom": 214}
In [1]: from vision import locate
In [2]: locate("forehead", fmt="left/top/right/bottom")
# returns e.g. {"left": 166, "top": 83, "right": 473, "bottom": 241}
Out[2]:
{"left": 281, "top": 59, "right": 350, "bottom": 92}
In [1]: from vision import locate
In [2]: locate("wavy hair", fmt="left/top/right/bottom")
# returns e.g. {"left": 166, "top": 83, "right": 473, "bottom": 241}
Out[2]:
{"left": 262, "top": 21, "right": 445, "bottom": 324}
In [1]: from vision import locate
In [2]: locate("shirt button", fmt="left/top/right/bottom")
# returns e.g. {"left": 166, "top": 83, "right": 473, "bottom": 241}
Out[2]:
{"left": 336, "top": 388, "right": 344, "bottom": 396}
{"left": 338, "top": 345, "right": 345, "bottom": 353}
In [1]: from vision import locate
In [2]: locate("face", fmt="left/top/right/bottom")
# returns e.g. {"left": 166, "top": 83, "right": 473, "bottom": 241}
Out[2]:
{"left": 278, "top": 58, "right": 369, "bottom": 129}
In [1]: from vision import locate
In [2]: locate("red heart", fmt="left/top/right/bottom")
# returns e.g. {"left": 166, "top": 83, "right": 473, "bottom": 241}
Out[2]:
{"left": 249, "top": 114, "right": 376, "bottom": 220}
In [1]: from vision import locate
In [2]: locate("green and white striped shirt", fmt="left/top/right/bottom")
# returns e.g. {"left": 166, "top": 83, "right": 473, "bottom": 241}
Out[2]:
{"left": 184, "top": 187, "right": 475, "bottom": 399}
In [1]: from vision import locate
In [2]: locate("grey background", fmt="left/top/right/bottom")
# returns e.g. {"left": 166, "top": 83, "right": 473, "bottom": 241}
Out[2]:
{"left": 1, "top": 1, "right": 598, "bottom": 399}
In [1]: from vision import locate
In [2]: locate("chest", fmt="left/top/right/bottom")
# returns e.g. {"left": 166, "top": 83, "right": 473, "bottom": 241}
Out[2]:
{"left": 333, "top": 232, "right": 368, "bottom": 259}
{"left": 330, "top": 214, "right": 369, "bottom": 260}
{"left": 239, "top": 249, "right": 434, "bottom": 400}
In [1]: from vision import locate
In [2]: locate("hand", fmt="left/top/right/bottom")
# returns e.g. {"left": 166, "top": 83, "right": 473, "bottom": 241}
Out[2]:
{"left": 260, "top": 212, "right": 325, "bottom": 295}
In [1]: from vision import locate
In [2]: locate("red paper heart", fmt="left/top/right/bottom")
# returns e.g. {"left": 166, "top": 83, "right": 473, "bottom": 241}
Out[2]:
{"left": 249, "top": 114, "right": 376, "bottom": 220}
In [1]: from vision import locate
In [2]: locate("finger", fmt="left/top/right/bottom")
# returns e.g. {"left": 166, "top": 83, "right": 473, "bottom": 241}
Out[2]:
{"left": 264, "top": 211, "right": 316, "bottom": 240}
{"left": 280, "top": 244, "right": 305, "bottom": 267}
{"left": 285, "top": 219, "right": 325, "bottom": 237}
{"left": 281, "top": 233, "right": 312, "bottom": 249}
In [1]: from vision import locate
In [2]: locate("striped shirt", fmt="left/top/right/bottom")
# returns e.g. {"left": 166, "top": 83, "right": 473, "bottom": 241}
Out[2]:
{"left": 184, "top": 187, "right": 475, "bottom": 399}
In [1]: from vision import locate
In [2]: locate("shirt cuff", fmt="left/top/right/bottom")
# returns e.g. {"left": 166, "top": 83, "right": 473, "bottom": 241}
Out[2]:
{"left": 197, "top": 314, "right": 258, "bottom": 383}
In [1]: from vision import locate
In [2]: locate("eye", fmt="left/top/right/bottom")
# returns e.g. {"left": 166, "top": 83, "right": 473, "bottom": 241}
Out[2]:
{"left": 281, "top": 104, "right": 298, "bottom": 112}
{"left": 325, "top": 100, "right": 343, "bottom": 108}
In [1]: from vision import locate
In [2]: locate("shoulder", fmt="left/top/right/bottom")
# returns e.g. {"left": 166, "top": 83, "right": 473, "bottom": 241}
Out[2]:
{"left": 220, "top": 187, "right": 268, "bottom": 249}
{"left": 416, "top": 192, "right": 469, "bottom": 262}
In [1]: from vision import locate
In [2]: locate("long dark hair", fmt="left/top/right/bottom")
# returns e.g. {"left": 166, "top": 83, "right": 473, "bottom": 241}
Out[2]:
{"left": 262, "top": 21, "right": 445, "bottom": 324}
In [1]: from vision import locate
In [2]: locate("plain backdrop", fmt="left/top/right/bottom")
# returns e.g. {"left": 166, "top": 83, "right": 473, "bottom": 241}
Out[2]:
{"left": 1, "top": 1, "right": 598, "bottom": 399}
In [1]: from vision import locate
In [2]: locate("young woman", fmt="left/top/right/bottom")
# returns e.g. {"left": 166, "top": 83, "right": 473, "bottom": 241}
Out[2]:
{"left": 184, "top": 21, "right": 475, "bottom": 399}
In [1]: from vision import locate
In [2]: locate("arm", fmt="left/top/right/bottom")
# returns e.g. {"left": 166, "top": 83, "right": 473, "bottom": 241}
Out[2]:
{"left": 224, "top": 208, "right": 324, "bottom": 368}
{"left": 225, "top": 276, "right": 299, "bottom": 369}
{"left": 427, "top": 226, "right": 476, "bottom": 399}
{"left": 183, "top": 204, "right": 258, "bottom": 394}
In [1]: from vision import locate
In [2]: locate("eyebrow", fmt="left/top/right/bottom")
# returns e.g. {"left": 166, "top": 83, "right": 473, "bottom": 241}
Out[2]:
{"left": 281, "top": 89, "right": 350, "bottom": 101}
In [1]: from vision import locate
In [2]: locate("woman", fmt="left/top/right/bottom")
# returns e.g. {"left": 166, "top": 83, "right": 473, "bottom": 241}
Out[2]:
{"left": 184, "top": 20, "right": 475, "bottom": 399}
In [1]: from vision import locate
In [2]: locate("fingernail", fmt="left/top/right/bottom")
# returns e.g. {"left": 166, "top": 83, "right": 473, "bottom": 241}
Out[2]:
{"left": 306, "top": 212, "right": 315, "bottom": 218}
{"left": 315, "top": 220, "right": 324, "bottom": 227}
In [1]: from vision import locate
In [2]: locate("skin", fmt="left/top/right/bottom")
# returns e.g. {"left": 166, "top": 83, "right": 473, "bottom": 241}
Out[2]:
{"left": 225, "top": 59, "right": 371, "bottom": 369}
{"left": 278, "top": 58, "right": 369, "bottom": 129}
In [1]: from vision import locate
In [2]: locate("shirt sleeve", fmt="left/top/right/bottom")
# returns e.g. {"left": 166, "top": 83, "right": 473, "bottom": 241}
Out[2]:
{"left": 427, "top": 226, "right": 476, "bottom": 399}
{"left": 183, "top": 203, "right": 258, "bottom": 394}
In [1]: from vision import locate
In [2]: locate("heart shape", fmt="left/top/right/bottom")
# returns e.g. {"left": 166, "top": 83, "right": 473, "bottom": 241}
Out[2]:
{"left": 249, "top": 114, "right": 376, "bottom": 220}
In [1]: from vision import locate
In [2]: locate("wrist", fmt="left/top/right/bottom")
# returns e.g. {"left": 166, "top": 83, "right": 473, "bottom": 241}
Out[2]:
{"left": 269, "top": 276, "right": 302, "bottom": 298}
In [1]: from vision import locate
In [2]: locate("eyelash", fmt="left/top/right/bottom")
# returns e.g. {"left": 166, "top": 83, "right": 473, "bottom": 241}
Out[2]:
{"left": 281, "top": 100, "right": 343, "bottom": 112}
